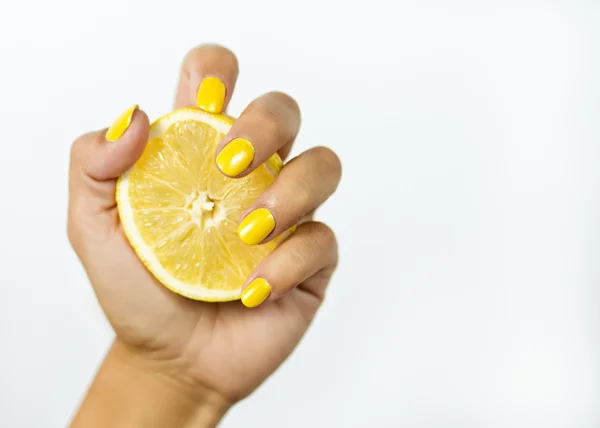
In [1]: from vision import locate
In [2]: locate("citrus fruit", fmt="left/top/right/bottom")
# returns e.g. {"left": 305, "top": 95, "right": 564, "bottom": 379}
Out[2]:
{"left": 116, "top": 108, "right": 284, "bottom": 302}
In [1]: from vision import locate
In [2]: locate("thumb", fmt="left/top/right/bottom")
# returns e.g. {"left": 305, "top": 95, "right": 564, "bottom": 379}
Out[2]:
{"left": 82, "top": 105, "right": 150, "bottom": 180}
{"left": 68, "top": 105, "right": 149, "bottom": 255}
{"left": 69, "top": 104, "right": 149, "bottom": 219}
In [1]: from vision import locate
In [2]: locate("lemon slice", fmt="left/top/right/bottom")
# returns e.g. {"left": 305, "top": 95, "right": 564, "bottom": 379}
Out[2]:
{"left": 116, "top": 108, "right": 283, "bottom": 302}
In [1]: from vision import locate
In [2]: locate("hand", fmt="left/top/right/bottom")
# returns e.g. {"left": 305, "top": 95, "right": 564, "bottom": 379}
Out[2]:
{"left": 68, "top": 45, "right": 341, "bottom": 426}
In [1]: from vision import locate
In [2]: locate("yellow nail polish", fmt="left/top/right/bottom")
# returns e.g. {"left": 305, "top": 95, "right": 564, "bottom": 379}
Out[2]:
{"left": 196, "top": 77, "right": 226, "bottom": 113}
{"left": 241, "top": 278, "right": 271, "bottom": 308}
{"left": 216, "top": 138, "right": 255, "bottom": 176}
{"left": 238, "top": 208, "right": 275, "bottom": 245}
{"left": 105, "top": 104, "right": 138, "bottom": 142}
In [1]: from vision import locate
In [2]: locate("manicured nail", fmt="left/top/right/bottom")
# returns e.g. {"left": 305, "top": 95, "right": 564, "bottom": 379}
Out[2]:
{"left": 105, "top": 104, "right": 138, "bottom": 142}
{"left": 216, "top": 138, "right": 255, "bottom": 176}
{"left": 196, "top": 77, "right": 226, "bottom": 113}
{"left": 238, "top": 208, "right": 275, "bottom": 245}
{"left": 241, "top": 278, "right": 271, "bottom": 308}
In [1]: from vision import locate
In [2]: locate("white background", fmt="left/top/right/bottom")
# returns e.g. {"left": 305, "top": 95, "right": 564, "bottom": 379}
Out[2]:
{"left": 0, "top": 0, "right": 599, "bottom": 427}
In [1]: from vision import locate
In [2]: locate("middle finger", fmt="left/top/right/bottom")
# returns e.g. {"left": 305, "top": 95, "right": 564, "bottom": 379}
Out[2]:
{"left": 215, "top": 91, "right": 301, "bottom": 178}
{"left": 173, "top": 44, "right": 239, "bottom": 113}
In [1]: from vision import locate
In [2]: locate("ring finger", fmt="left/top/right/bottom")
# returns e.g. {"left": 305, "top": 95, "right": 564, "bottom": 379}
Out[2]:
{"left": 237, "top": 146, "right": 342, "bottom": 245}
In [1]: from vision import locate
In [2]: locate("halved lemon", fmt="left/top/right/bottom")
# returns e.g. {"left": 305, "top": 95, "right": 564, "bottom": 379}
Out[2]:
{"left": 116, "top": 108, "right": 283, "bottom": 302}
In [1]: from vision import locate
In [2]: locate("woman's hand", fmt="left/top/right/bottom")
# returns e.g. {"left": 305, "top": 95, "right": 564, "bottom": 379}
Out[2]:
{"left": 68, "top": 45, "right": 341, "bottom": 427}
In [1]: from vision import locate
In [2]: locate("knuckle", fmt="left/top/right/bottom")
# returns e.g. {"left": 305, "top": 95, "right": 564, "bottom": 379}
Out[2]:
{"left": 300, "top": 222, "right": 338, "bottom": 269}
{"left": 267, "top": 91, "right": 301, "bottom": 115}
{"left": 315, "top": 222, "right": 339, "bottom": 267}
{"left": 69, "top": 136, "right": 85, "bottom": 164}
{"left": 210, "top": 45, "right": 239, "bottom": 72}
{"left": 313, "top": 146, "right": 342, "bottom": 177}
{"left": 70, "top": 132, "right": 96, "bottom": 167}
{"left": 308, "top": 221, "right": 337, "bottom": 249}
{"left": 250, "top": 92, "right": 301, "bottom": 140}
{"left": 282, "top": 176, "right": 313, "bottom": 215}
{"left": 249, "top": 101, "right": 284, "bottom": 141}
{"left": 254, "top": 98, "right": 281, "bottom": 124}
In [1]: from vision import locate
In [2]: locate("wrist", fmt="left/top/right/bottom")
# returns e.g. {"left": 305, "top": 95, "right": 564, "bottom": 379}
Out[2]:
{"left": 71, "top": 339, "right": 231, "bottom": 428}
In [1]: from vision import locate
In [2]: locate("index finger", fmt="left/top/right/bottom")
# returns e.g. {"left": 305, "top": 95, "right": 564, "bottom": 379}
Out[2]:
{"left": 173, "top": 44, "right": 239, "bottom": 113}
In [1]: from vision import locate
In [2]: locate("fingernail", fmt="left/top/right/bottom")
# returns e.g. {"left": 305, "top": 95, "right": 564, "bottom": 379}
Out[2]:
{"left": 105, "top": 104, "right": 138, "bottom": 142}
{"left": 238, "top": 208, "right": 275, "bottom": 245}
{"left": 216, "top": 138, "right": 255, "bottom": 176}
{"left": 196, "top": 77, "right": 226, "bottom": 113}
{"left": 241, "top": 278, "right": 271, "bottom": 308}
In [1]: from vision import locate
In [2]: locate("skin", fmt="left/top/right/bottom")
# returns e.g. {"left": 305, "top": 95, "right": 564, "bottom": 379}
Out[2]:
{"left": 68, "top": 45, "right": 341, "bottom": 427}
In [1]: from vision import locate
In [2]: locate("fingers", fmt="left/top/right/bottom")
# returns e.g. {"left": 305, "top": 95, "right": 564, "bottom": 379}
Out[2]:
{"left": 174, "top": 45, "right": 301, "bottom": 176}
{"left": 240, "top": 222, "right": 338, "bottom": 308}
{"left": 237, "top": 146, "right": 342, "bottom": 245}
{"left": 215, "top": 92, "right": 301, "bottom": 176}
{"left": 174, "top": 44, "right": 239, "bottom": 113}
